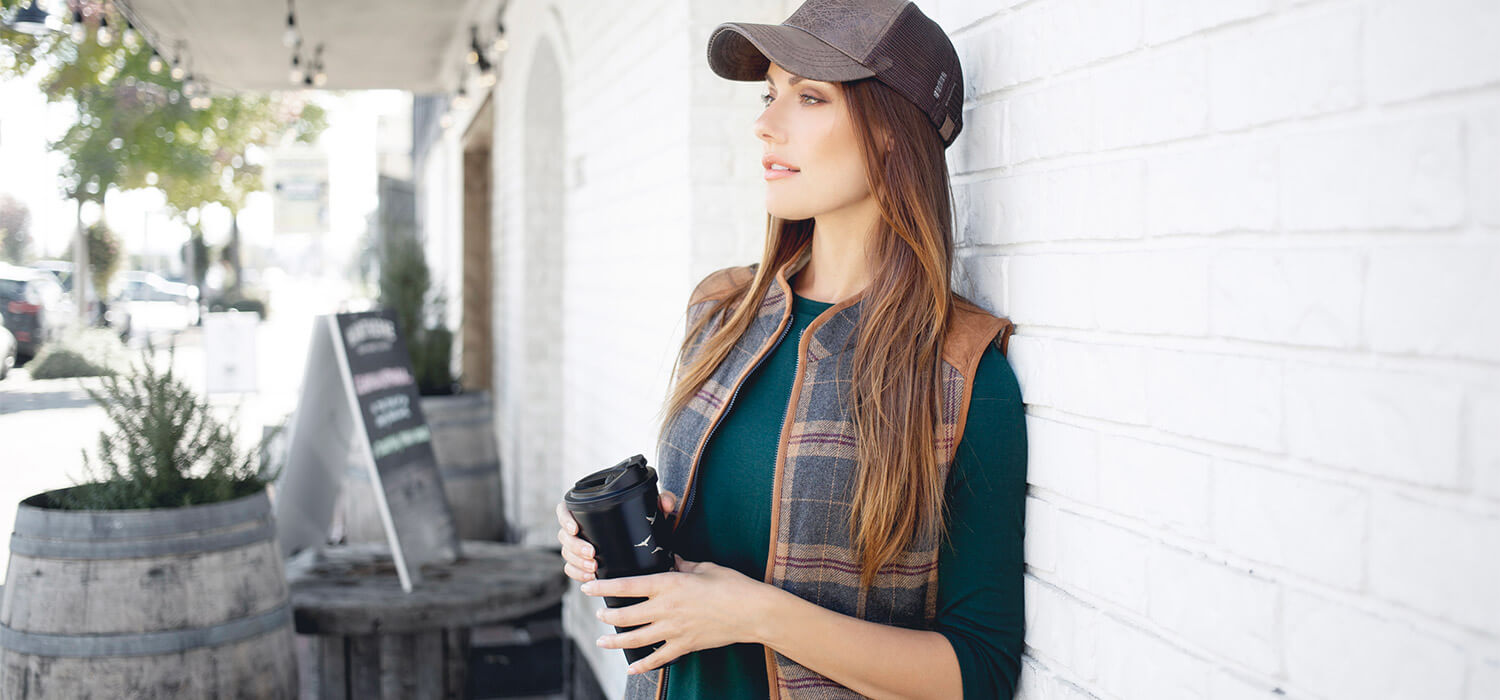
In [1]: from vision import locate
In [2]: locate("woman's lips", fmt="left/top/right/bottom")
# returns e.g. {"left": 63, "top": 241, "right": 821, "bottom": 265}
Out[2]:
{"left": 764, "top": 167, "right": 799, "bottom": 181}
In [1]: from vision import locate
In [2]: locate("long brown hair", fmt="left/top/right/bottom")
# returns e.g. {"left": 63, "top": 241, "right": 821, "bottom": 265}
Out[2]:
{"left": 655, "top": 76, "right": 957, "bottom": 589}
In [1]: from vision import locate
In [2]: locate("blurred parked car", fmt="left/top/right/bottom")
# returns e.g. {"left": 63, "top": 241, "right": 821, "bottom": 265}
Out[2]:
{"left": 28, "top": 259, "right": 131, "bottom": 339}
{"left": 0, "top": 263, "right": 68, "bottom": 359}
{"left": 31, "top": 259, "right": 73, "bottom": 289}
{"left": 116, "top": 270, "right": 200, "bottom": 335}
{"left": 0, "top": 322, "right": 15, "bottom": 380}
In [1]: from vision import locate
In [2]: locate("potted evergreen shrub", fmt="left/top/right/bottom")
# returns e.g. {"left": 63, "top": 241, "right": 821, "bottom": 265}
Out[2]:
{"left": 338, "top": 227, "right": 506, "bottom": 543}
{"left": 0, "top": 347, "right": 298, "bottom": 698}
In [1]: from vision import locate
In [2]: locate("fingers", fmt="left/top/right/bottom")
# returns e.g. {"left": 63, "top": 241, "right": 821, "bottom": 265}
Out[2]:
{"left": 556, "top": 528, "right": 596, "bottom": 571}
{"left": 596, "top": 621, "right": 669, "bottom": 653}
{"left": 556, "top": 502, "right": 596, "bottom": 583}
{"left": 555, "top": 502, "right": 579, "bottom": 535}
{"left": 597, "top": 597, "right": 660, "bottom": 629}
{"left": 659, "top": 490, "right": 677, "bottom": 515}
{"left": 620, "top": 639, "right": 680, "bottom": 676}
{"left": 563, "top": 561, "right": 596, "bottom": 583}
{"left": 582, "top": 570, "right": 675, "bottom": 598}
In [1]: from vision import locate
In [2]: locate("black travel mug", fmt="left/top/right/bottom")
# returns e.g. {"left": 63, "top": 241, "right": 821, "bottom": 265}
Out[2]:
{"left": 563, "top": 454, "right": 676, "bottom": 666}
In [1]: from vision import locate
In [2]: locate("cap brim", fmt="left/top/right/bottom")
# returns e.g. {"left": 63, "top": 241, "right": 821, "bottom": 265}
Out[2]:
{"left": 707, "top": 22, "right": 877, "bottom": 83}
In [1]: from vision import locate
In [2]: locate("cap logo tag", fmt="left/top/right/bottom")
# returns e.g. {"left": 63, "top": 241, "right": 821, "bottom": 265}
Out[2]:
{"left": 932, "top": 71, "right": 948, "bottom": 99}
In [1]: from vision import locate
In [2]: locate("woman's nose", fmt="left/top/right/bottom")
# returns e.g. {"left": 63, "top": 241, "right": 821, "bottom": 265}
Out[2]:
{"left": 753, "top": 103, "right": 782, "bottom": 144}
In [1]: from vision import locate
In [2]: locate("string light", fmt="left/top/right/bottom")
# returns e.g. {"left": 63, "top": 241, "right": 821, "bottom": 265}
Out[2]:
{"left": 170, "top": 42, "right": 186, "bottom": 80}
{"left": 311, "top": 42, "right": 326, "bottom": 87}
{"left": 289, "top": 39, "right": 304, "bottom": 84}
{"left": 491, "top": 20, "right": 508, "bottom": 53}
{"left": 477, "top": 53, "right": 495, "bottom": 87}
{"left": 282, "top": 0, "right": 298, "bottom": 48}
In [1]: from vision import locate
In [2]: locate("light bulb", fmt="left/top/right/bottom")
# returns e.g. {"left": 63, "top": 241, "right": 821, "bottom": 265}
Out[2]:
{"left": 148, "top": 52, "right": 164, "bottom": 74}
{"left": 282, "top": 13, "right": 297, "bottom": 48}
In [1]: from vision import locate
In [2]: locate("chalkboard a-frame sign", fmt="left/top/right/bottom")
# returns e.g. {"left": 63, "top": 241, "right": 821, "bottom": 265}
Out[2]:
{"left": 273, "top": 309, "right": 460, "bottom": 592}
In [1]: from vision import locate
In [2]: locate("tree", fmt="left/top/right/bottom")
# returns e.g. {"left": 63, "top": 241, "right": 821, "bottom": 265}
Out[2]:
{"left": 0, "top": 0, "right": 328, "bottom": 225}
{"left": 0, "top": 192, "right": 33, "bottom": 263}
{"left": 180, "top": 225, "right": 208, "bottom": 290}
{"left": 84, "top": 219, "right": 119, "bottom": 296}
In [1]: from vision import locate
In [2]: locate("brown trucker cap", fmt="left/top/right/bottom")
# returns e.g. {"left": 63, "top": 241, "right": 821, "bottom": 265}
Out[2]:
{"left": 707, "top": 0, "right": 965, "bottom": 148}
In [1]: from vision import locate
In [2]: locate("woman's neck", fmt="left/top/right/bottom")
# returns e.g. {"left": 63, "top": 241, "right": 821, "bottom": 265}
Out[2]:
{"left": 792, "top": 196, "right": 879, "bottom": 304}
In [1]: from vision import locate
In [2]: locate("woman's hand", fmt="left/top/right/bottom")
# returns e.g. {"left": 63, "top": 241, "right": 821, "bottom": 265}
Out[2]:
{"left": 555, "top": 490, "right": 679, "bottom": 584}
{"left": 582, "top": 553, "right": 772, "bottom": 675}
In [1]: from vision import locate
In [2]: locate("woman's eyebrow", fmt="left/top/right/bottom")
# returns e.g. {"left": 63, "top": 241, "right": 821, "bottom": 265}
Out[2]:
{"left": 765, "top": 74, "right": 808, "bottom": 87}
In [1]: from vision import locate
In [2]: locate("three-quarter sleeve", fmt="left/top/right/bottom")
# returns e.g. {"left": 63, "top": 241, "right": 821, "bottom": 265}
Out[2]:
{"left": 934, "top": 343, "right": 1028, "bottom": 699}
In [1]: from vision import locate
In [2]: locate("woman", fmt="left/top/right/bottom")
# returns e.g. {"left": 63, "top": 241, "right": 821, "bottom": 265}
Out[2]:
{"left": 555, "top": 1, "right": 1027, "bottom": 697}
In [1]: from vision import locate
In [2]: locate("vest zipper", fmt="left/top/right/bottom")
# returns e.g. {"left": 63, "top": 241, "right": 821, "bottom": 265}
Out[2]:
{"left": 675, "top": 312, "right": 794, "bottom": 526}
{"left": 659, "top": 309, "right": 793, "bottom": 700}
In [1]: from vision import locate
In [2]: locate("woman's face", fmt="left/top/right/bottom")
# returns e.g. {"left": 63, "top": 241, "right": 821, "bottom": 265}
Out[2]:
{"left": 754, "top": 62, "right": 872, "bottom": 221}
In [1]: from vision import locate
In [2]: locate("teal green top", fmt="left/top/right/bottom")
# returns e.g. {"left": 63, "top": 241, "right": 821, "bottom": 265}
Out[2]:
{"left": 666, "top": 284, "right": 1028, "bottom": 699}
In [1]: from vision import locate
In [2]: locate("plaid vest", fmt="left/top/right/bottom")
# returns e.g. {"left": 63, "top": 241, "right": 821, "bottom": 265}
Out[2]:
{"left": 625, "top": 248, "right": 1012, "bottom": 700}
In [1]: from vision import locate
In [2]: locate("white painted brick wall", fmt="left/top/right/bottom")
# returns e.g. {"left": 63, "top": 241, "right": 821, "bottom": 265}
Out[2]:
{"left": 420, "top": 0, "right": 1500, "bottom": 697}
{"left": 940, "top": 0, "right": 1500, "bottom": 696}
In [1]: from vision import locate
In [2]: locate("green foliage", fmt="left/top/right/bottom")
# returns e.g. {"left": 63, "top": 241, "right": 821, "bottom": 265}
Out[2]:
{"left": 0, "top": 1, "right": 328, "bottom": 221}
{"left": 85, "top": 219, "right": 120, "bottom": 295}
{"left": 377, "top": 228, "right": 428, "bottom": 346}
{"left": 27, "top": 327, "right": 130, "bottom": 378}
{"left": 413, "top": 322, "right": 454, "bottom": 396}
{"left": 49, "top": 343, "right": 281, "bottom": 511}
{"left": 377, "top": 228, "right": 455, "bottom": 395}
{"left": 0, "top": 192, "right": 33, "bottom": 263}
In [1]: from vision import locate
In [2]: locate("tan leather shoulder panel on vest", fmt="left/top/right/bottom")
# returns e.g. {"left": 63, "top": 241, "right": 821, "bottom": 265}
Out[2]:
{"left": 688, "top": 264, "right": 757, "bottom": 308}
{"left": 942, "top": 295, "right": 1015, "bottom": 369}
{"left": 943, "top": 296, "right": 1016, "bottom": 467}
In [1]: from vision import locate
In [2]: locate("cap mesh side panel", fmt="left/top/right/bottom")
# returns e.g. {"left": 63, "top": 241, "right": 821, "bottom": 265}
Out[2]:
{"left": 866, "top": 3, "right": 964, "bottom": 144}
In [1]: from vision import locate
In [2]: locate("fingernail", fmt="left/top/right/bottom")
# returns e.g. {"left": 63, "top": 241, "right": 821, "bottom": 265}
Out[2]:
{"left": 581, "top": 581, "right": 595, "bottom": 594}
{"left": 583, "top": 545, "right": 593, "bottom": 556}
{"left": 596, "top": 636, "right": 608, "bottom": 647}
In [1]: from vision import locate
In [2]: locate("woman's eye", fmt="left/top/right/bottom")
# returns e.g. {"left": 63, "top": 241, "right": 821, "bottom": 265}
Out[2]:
{"left": 759, "top": 93, "right": 822, "bottom": 107}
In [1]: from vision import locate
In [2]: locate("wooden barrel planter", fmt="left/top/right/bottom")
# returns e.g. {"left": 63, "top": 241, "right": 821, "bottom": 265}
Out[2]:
{"left": 0, "top": 487, "right": 298, "bottom": 699}
{"left": 341, "top": 391, "right": 506, "bottom": 543}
